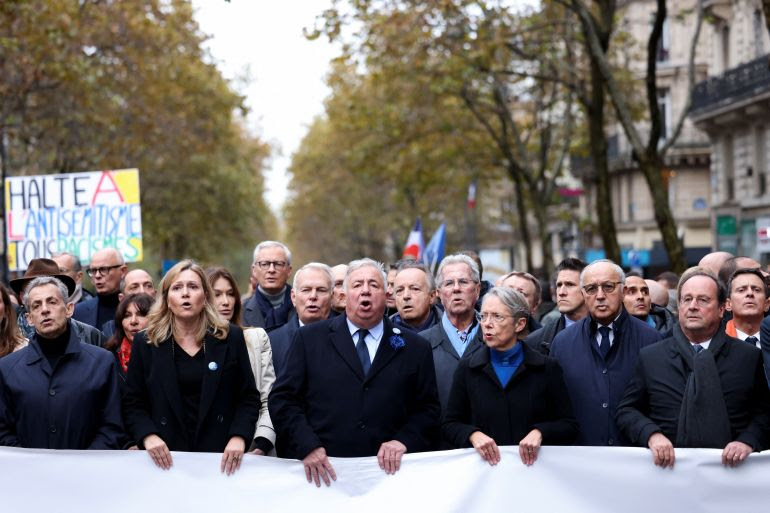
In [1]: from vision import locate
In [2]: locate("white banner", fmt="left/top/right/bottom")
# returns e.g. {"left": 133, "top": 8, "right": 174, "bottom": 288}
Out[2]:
{"left": 1, "top": 446, "right": 768, "bottom": 512}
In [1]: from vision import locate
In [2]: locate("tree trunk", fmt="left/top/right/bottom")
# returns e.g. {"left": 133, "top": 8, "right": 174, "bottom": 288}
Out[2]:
{"left": 532, "top": 200, "right": 555, "bottom": 275}
{"left": 511, "top": 171, "right": 534, "bottom": 271}
{"left": 589, "top": 59, "right": 621, "bottom": 264}
{"left": 639, "top": 156, "right": 687, "bottom": 273}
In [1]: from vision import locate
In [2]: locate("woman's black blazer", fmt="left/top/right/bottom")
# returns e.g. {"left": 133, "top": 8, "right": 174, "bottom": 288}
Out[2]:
{"left": 122, "top": 325, "right": 260, "bottom": 452}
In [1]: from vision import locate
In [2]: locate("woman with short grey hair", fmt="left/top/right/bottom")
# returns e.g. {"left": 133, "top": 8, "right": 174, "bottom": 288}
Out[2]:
{"left": 442, "top": 287, "right": 578, "bottom": 466}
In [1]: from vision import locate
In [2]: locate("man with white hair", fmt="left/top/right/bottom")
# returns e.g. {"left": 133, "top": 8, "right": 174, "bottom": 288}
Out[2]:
{"left": 269, "top": 262, "right": 334, "bottom": 378}
{"left": 243, "top": 241, "right": 295, "bottom": 331}
{"left": 420, "top": 254, "right": 483, "bottom": 415}
{"left": 550, "top": 259, "right": 661, "bottom": 446}
{"left": 269, "top": 258, "right": 439, "bottom": 486}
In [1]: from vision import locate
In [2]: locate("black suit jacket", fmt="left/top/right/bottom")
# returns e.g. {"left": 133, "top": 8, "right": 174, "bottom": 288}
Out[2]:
{"left": 267, "top": 313, "right": 299, "bottom": 379}
{"left": 122, "top": 326, "right": 260, "bottom": 452}
{"left": 268, "top": 315, "right": 440, "bottom": 459}
{"left": 616, "top": 328, "right": 770, "bottom": 450}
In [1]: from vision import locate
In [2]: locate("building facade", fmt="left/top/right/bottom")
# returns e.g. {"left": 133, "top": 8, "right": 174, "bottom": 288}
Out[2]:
{"left": 576, "top": 0, "right": 728, "bottom": 272}
{"left": 690, "top": 0, "right": 770, "bottom": 261}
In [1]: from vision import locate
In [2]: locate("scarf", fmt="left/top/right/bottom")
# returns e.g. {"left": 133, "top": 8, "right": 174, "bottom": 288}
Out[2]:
{"left": 118, "top": 337, "right": 132, "bottom": 373}
{"left": 253, "top": 286, "right": 293, "bottom": 331}
{"left": 672, "top": 325, "right": 732, "bottom": 448}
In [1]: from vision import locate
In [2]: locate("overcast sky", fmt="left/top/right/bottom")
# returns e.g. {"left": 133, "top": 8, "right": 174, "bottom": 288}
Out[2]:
{"left": 192, "top": 0, "right": 339, "bottom": 214}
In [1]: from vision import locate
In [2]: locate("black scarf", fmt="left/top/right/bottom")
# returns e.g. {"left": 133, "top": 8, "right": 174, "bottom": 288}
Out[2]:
{"left": 672, "top": 325, "right": 732, "bottom": 448}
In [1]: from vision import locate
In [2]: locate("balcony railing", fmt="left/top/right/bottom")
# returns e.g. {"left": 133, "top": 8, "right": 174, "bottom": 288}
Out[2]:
{"left": 691, "top": 54, "right": 770, "bottom": 116}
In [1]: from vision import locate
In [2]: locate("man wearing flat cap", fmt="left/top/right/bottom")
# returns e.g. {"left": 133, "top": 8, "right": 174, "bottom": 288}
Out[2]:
{"left": 0, "top": 273, "right": 125, "bottom": 449}
{"left": 11, "top": 258, "right": 106, "bottom": 347}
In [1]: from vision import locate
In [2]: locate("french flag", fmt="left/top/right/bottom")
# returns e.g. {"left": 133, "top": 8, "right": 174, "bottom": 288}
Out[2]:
{"left": 402, "top": 218, "right": 424, "bottom": 260}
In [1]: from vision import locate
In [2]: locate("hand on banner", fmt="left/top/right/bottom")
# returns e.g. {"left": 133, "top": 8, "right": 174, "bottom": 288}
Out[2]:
{"left": 303, "top": 447, "right": 337, "bottom": 487}
{"left": 248, "top": 448, "right": 265, "bottom": 456}
{"left": 377, "top": 440, "right": 407, "bottom": 474}
{"left": 470, "top": 431, "right": 500, "bottom": 465}
{"left": 647, "top": 432, "right": 675, "bottom": 468}
{"left": 721, "top": 441, "right": 752, "bottom": 467}
{"left": 518, "top": 429, "right": 543, "bottom": 466}
{"left": 143, "top": 434, "right": 172, "bottom": 470}
{"left": 220, "top": 436, "right": 246, "bottom": 475}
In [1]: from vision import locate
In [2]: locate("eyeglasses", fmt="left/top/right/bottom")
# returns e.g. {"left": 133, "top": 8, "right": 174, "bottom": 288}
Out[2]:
{"left": 479, "top": 312, "right": 515, "bottom": 324}
{"left": 582, "top": 281, "right": 622, "bottom": 295}
{"left": 86, "top": 264, "right": 122, "bottom": 277}
{"left": 255, "top": 260, "right": 288, "bottom": 270}
{"left": 679, "top": 295, "right": 713, "bottom": 307}
{"left": 440, "top": 278, "right": 477, "bottom": 290}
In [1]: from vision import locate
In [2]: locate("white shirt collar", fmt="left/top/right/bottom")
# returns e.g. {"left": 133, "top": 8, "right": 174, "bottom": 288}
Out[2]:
{"left": 346, "top": 318, "right": 384, "bottom": 341}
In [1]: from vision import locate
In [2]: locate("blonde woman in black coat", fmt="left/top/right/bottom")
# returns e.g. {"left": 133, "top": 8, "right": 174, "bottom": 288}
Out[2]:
{"left": 123, "top": 260, "right": 259, "bottom": 475}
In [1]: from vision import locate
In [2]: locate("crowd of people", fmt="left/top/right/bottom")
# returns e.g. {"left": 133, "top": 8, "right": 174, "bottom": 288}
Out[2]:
{"left": 0, "top": 242, "right": 769, "bottom": 486}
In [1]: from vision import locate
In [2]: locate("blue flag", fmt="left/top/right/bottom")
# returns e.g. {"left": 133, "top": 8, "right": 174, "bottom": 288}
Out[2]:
{"left": 422, "top": 223, "right": 446, "bottom": 274}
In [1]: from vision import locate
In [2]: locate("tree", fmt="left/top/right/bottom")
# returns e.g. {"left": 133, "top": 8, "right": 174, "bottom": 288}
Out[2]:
{"left": 0, "top": 0, "right": 275, "bottom": 273}
{"left": 566, "top": 0, "right": 705, "bottom": 273}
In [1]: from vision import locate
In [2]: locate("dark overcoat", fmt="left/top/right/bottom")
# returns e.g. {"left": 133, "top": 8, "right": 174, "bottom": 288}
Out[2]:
{"left": 268, "top": 315, "right": 440, "bottom": 459}
{"left": 442, "top": 343, "right": 578, "bottom": 448}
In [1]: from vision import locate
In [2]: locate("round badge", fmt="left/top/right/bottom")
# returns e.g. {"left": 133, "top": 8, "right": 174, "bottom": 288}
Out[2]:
{"left": 393, "top": 328, "right": 401, "bottom": 335}
{"left": 208, "top": 362, "right": 218, "bottom": 371}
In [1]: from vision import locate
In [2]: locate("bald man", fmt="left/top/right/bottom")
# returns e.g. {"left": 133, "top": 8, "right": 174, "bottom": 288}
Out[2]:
{"left": 73, "top": 248, "right": 127, "bottom": 333}
{"left": 698, "top": 251, "right": 734, "bottom": 277}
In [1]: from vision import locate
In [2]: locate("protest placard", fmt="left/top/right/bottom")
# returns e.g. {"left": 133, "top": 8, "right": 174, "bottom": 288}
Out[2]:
{"left": 4, "top": 169, "right": 142, "bottom": 270}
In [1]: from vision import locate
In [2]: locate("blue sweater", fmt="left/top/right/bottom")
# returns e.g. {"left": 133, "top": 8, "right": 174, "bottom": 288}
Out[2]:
{"left": 549, "top": 308, "right": 661, "bottom": 446}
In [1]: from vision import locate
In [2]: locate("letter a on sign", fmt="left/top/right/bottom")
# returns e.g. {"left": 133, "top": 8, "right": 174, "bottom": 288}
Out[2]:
{"left": 91, "top": 171, "right": 125, "bottom": 205}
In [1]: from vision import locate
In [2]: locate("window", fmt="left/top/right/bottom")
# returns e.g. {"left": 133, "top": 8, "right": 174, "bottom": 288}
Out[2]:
{"left": 656, "top": 18, "right": 670, "bottom": 63}
{"left": 721, "top": 24, "right": 730, "bottom": 72}
{"left": 754, "top": 9, "right": 765, "bottom": 58}
{"left": 657, "top": 88, "right": 671, "bottom": 143}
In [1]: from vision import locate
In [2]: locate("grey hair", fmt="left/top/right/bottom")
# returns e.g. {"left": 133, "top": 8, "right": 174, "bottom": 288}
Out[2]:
{"left": 51, "top": 251, "right": 82, "bottom": 272}
{"left": 580, "top": 259, "right": 626, "bottom": 288}
{"left": 293, "top": 262, "right": 333, "bottom": 289}
{"left": 252, "top": 240, "right": 292, "bottom": 266}
{"left": 436, "top": 254, "right": 480, "bottom": 286}
{"left": 344, "top": 258, "right": 387, "bottom": 291}
{"left": 395, "top": 260, "right": 436, "bottom": 291}
{"left": 482, "top": 286, "right": 530, "bottom": 319}
{"left": 23, "top": 276, "right": 70, "bottom": 310}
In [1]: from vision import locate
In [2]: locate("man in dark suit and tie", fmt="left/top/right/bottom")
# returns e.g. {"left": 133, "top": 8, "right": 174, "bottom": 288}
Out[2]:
{"left": 269, "top": 258, "right": 440, "bottom": 486}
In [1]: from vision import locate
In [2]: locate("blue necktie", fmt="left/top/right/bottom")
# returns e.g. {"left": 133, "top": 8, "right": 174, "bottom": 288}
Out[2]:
{"left": 598, "top": 326, "right": 611, "bottom": 359}
{"left": 693, "top": 344, "right": 704, "bottom": 354}
{"left": 745, "top": 336, "right": 758, "bottom": 347}
{"left": 356, "top": 329, "right": 371, "bottom": 376}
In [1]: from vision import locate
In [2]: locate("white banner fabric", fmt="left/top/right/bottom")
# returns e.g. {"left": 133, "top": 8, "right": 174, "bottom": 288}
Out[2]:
{"left": 1, "top": 446, "right": 768, "bottom": 512}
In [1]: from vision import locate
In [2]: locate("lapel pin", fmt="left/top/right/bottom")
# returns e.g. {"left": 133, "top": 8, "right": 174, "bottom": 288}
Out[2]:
{"left": 393, "top": 328, "right": 401, "bottom": 335}
{"left": 208, "top": 362, "right": 218, "bottom": 371}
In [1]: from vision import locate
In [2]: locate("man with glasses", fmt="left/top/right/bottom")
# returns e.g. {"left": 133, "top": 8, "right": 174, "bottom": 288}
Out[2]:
{"left": 550, "top": 259, "right": 660, "bottom": 446}
{"left": 526, "top": 257, "right": 588, "bottom": 355}
{"left": 420, "top": 254, "right": 483, "bottom": 416}
{"left": 243, "top": 241, "right": 295, "bottom": 331}
{"left": 73, "top": 248, "right": 127, "bottom": 333}
{"left": 617, "top": 267, "right": 770, "bottom": 468}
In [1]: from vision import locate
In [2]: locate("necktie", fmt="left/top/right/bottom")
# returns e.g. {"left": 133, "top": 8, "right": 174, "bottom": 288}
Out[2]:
{"left": 745, "top": 336, "right": 758, "bottom": 347}
{"left": 458, "top": 330, "right": 468, "bottom": 344}
{"left": 356, "top": 329, "right": 371, "bottom": 376}
{"left": 598, "top": 326, "right": 611, "bottom": 359}
{"left": 693, "top": 344, "right": 704, "bottom": 354}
